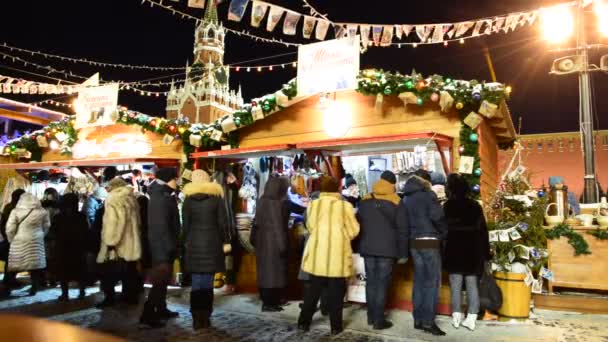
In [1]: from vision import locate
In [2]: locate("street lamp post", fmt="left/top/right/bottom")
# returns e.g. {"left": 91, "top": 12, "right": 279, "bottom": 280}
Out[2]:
{"left": 576, "top": 0, "right": 599, "bottom": 204}
{"left": 544, "top": 0, "right": 606, "bottom": 203}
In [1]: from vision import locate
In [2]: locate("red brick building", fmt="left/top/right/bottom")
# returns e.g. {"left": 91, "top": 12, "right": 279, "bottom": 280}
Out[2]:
{"left": 499, "top": 130, "right": 608, "bottom": 198}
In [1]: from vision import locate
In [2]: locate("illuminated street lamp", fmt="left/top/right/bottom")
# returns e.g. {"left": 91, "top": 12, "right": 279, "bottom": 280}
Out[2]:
{"left": 541, "top": 5, "right": 575, "bottom": 43}
{"left": 543, "top": 0, "right": 607, "bottom": 203}
{"left": 596, "top": 1, "right": 608, "bottom": 36}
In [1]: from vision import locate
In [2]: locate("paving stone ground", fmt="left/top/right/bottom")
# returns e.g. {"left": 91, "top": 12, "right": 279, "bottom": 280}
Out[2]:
{"left": 0, "top": 283, "right": 607, "bottom": 342}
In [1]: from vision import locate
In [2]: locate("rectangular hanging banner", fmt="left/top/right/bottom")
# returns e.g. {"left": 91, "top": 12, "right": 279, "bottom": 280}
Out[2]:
{"left": 297, "top": 36, "right": 360, "bottom": 96}
{"left": 74, "top": 83, "right": 119, "bottom": 129}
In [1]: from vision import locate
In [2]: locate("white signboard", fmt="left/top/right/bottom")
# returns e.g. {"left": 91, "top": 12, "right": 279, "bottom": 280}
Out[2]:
{"left": 74, "top": 83, "right": 119, "bottom": 129}
{"left": 297, "top": 36, "right": 360, "bottom": 96}
{"left": 72, "top": 133, "right": 152, "bottom": 160}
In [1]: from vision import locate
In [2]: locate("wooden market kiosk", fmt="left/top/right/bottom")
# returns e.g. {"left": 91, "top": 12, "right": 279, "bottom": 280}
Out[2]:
{"left": 0, "top": 123, "right": 183, "bottom": 189}
{"left": 191, "top": 89, "right": 517, "bottom": 314}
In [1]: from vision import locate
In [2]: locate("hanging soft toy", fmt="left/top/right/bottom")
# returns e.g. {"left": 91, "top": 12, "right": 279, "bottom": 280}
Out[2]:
{"left": 291, "top": 175, "right": 307, "bottom": 197}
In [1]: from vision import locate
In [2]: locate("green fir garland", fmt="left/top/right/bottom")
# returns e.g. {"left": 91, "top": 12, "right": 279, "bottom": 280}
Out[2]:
{"left": 587, "top": 228, "right": 608, "bottom": 240}
{"left": 356, "top": 69, "right": 509, "bottom": 197}
{"left": 545, "top": 223, "right": 592, "bottom": 256}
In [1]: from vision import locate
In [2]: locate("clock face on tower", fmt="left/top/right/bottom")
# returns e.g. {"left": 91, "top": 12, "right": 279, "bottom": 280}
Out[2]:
{"left": 214, "top": 67, "right": 228, "bottom": 85}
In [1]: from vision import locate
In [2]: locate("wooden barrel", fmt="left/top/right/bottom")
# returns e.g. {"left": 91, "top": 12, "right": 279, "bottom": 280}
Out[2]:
{"left": 494, "top": 272, "right": 531, "bottom": 319}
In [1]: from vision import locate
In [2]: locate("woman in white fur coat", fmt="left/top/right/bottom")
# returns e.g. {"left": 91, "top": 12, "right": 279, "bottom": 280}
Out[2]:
{"left": 96, "top": 178, "right": 142, "bottom": 307}
{"left": 6, "top": 193, "right": 50, "bottom": 295}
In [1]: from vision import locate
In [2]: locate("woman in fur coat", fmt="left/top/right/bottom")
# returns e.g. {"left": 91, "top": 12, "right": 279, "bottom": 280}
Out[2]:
{"left": 96, "top": 178, "right": 142, "bottom": 307}
{"left": 181, "top": 170, "right": 228, "bottom": 330}
{"left": 6, "top": 193, "right": 50, "bottom": 295}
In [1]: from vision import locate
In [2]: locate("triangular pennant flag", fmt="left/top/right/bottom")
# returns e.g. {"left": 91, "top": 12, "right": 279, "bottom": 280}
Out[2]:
{"left": 402, "top": 25, "right": 414, "bottom": 37}
{"left": 472, "top": 20, "right": 484, "bottom": 36}
{"left": 228, "top": 0, "right": 250, "bottom": 22}
{"left": 504, "top": 14, "right": 516, "bottom": 32}
{"left": 483, "top": 19, "right": 493, "bottom": 35}
{"left": 315, "top": 19, "right": 330, "bottom": 40}
{"left": 360, "top": 25, "right": 371, "bottom": 46}
{"left": 372, "top": 26, "right": 383, "bottom": 45}
{"left": 395, "top": 25, "right": 403, "bottom": 39}
{"left": 334, "top": 24, "right": 347, "bottom": 39}
{"left": 346, "top": 24, "right": 358, "bottom": 38}
{"left": 302, "top": 16, "right": 316, "bottom": 38}
{"left": 527, "top": 11, "right": 538, "bottom": 25}
{"left": 81, "top": 73, "right": 100, "bottom": 87}
{"left": 432, "top": 24, "right": 444, "bottom": 43}
{"left": 380, "top": 25, "right": 394, "bottom": 46}
{"left": 251, "top": 1, "right": 269, "bottom": 28}
{"left": 266, "top": 5, "right": 285, "bottom": 32}
{"left": 509, "top": 14, "right": 522, "bottom": 31}
{"left": 416, "top": 25, "right": 433, "bottom": 42}
{"left": 446, "top": 24, "right": 456, "bottom": 39}
{"left": 455, "top": 21, "right": 474, "bottom": 37}
{"left": 493, "top": 17, "right": 505, "bottom": 33}
{"left": 283, "top": 10, "right": 301, "bottom": 35}
{"left": 188, "top": 0, "right": 205, "bottom": 9}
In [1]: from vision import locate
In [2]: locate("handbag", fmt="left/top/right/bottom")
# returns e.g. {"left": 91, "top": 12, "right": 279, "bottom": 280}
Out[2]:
{"left": 479, "top": 263, "right": 503, "bottom": 312}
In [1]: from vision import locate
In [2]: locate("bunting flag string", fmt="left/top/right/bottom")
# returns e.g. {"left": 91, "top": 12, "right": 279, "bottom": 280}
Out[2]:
{"left": 224, "top": 0, "right": 576, "bottom": 47}
{"left": 139, "top": 0, "right": 301, "bottom": 47}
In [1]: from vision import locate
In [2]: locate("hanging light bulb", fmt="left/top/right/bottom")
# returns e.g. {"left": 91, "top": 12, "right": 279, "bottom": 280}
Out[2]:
{"left": 460, "top": 38, "right": 465, "bottom": 44}
{"left": 412, "top": 43, "right": 418, "bottom": 48}
{"left": 269, "top": 66, "right": 273, "bottom": 71}
{"left": 443, "top": 41, "right": 448, "bottom": 47}
{"left": 257, "top": 66, "right": 262, "bottom": 72}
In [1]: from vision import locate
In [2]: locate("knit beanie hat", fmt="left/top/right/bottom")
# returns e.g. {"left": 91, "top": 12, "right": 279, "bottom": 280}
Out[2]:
{"left": 156, "top": 168, "right": 178, "bottom": 183}
{"left": 380, "top": 170, "right": 397, "bottom": 185}
{"left": 320, "top": 176, "right": 340, "bottom": 193}
{"left": 191, "top": 169, "right": 211, "bottom": 184}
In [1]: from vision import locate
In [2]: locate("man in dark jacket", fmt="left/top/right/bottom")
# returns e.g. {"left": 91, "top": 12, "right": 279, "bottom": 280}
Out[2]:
{"left": 402, "top": 170, "right": 448, "bottom": 336}
{"left": 357, "top": 171, "right": 408, "bottom": 330}
{"left": 140, "top": 167, "right": 181, "bottom": 328}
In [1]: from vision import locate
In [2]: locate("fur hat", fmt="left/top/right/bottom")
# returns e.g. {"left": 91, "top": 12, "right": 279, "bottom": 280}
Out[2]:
{"left": 155, "top": 168, "right": 177, "bottom": 183}
{"left": 320, "top": 176, "right": 340, "bottom": 193}
{"left": 191, "top": 169, "right": 211, "bottom": 184}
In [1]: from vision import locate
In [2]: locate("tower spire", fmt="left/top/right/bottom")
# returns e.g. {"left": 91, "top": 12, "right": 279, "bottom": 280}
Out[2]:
{"left": 204, "top": 0, "right": 218, "bottom": 23}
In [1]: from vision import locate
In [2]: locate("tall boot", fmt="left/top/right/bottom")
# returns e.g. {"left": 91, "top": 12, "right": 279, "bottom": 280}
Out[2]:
{"left": 190, "top": 290, "right": 208, "bottom": 330}
{"left": 139, "top": 301, "right": 166, "bottom": 328}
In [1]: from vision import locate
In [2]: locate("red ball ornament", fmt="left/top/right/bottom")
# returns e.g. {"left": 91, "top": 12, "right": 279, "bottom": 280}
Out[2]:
{"left": 169, "top": 125, "right": 176, "bottom": 132}
{"left": 150, "top": 119, "right": 157, "bottom": 127}
{"left": 430, "top": 93, "right": 439, "bottom": 102}
{"left": 252, "top": 101, "right": 258, "bottom": 107}
{"left": 416, "top": 81, "right": 426, "bottom": 90}
{"left": 45, "top": 132, "right": 52, "bottom": 137}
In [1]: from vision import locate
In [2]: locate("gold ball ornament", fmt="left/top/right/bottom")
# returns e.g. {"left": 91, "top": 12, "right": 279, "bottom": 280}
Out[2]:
{"left": 456, "top": 102, "right": 464, "bottom": 110}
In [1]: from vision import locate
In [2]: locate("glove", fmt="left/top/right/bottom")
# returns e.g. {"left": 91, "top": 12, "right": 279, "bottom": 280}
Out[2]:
{"left": 397, "top": 258, "right": 408, "bottom": 265}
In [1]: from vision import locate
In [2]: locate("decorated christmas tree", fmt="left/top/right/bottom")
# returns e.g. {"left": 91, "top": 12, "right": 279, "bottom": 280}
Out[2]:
{"left": 486, "top": 145, "right": 551, "bottom": 292}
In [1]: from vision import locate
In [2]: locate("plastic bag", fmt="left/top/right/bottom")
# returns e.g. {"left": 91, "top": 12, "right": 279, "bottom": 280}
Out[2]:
{"left": 479, "top": 264, "right": 503, "bottom": 312}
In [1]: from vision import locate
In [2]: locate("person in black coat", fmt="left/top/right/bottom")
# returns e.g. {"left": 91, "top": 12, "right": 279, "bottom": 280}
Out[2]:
{"left": 402, "top": 171, "right": 448, "bottom": 336}
{"left": 357, "top": 171, "right": 409, "bottom": 330}
{"left": 0, "top": 189, "right": 26, "bottom": 292}
{"left": 181, "top": 170, "right": 228, "bottom": 330}
{"left": 444, "top": 173, "right": 490, "bottom": 331}
{"left": 52, "top": 193, "right": 88, "bottom": 301}
{"left": 251, "top": 176, "right": 305, "bottom": 312}
{"left": 140, "top": 167, "right": 181, "bottom": 328}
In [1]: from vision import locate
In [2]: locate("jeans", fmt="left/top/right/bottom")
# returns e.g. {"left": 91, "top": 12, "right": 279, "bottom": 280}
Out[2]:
{"left": 411, "top": 248, "right": 442, "bottom": 327}
{"left": 364, "top": 256, "right": 394, "bottom": 325}
{"left": 192, "top": 273, "right": 214, "bottom": 290}
{"left": 299, "top": 276, "right": 346, "bottom": 331}
{"left": 449, "top": 274, "right": 480, "bottom": 314}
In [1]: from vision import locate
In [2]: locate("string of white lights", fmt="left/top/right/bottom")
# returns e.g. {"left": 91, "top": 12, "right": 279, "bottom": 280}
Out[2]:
{"left": 0, "top": 43, "right": 186, "bottom": 71}
{"left": 301, "top": 0, "right": 331, "bottom": 21}
{"left": 140, "top": 0, "right": 301, "bottom": 47}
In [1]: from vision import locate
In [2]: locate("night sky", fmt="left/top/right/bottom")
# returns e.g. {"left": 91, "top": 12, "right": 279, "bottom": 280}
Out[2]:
{"left": 1, "top": 0, "right": 606, "bottom": 134}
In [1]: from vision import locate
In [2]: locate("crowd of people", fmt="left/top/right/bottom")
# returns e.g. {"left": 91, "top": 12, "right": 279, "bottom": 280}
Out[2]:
{"left": 0, "top": 165, "right": 490, "bottom": 337}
